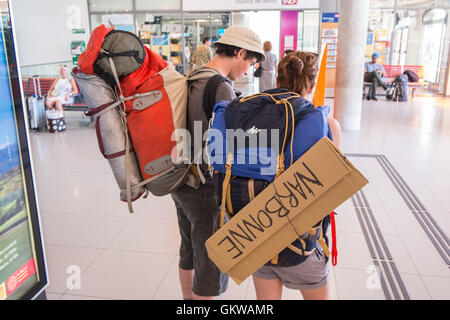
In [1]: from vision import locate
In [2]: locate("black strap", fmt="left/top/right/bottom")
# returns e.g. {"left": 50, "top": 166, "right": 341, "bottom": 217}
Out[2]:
{"left": 202, "top": 74, "right": 232, "bottom": 120}
{"left": 97, "top": 50, "right": 143, "bottom": 63}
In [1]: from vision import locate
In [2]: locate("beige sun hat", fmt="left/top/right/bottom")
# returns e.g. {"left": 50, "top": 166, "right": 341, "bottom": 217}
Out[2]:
{"left": 215, "top": 25, "right": 265, "bottom": 60}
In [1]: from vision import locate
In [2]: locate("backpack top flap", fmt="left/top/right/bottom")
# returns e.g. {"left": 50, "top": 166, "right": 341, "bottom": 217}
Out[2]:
{"left": 207, "top": 89, "right": 315, "bottom": 181}
{"left": 78, "top": 24, "right": 114, "bottom": 75}
{"left": 225, "top": 88, "right": 314, "bottom": 155}
{"left": 94, "top": 30, "right": 146, "bottom": 87}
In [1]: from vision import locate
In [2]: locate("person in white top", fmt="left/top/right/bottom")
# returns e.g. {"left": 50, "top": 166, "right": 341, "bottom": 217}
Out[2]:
{"left": 255, "top": 41, "right": 278, "bottom": 92}
{"left": 45, "top": 65, "right": 78, "bottom": 112}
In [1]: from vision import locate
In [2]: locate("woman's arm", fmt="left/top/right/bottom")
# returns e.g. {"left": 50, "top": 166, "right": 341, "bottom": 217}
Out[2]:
{"left": 69, "top": 79, "right": 78, "bottom": 95}
{"left": 46, "top": 79, "right": 57, "bottom": 98}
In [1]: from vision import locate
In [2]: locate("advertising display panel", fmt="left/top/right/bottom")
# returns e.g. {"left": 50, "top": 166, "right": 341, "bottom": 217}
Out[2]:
{"left": 0, "top": 0, "right": 48, "bottom": 300}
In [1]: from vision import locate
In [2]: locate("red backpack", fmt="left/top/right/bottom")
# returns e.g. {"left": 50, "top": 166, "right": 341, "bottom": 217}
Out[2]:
{"left": 75, "top": 25, "right": 197, "bottom": 212}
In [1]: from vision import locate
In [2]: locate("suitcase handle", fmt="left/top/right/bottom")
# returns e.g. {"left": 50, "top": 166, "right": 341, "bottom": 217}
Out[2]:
{"left": 32, "top": 75, "right": 42, "bottom": 98}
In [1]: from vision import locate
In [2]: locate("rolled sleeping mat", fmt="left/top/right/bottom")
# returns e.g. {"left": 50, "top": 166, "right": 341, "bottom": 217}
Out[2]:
{"left": 72, "top": 70, "right": 145, "bottom": 202}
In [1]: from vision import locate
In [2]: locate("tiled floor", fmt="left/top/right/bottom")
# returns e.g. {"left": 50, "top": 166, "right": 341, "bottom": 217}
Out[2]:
{"left": 30, "top": 84, "right": 450, "bottom": 300}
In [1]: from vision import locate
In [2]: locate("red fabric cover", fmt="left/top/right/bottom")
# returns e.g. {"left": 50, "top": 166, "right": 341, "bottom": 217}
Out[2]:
{"left": 119, "top": 46, "right": 168, "bottom": 97}
{"left": 78, "top": 25, "right": 114, "bottom": 75}
{"left": 120, "top": 46, "right": 172, "bottom": 180}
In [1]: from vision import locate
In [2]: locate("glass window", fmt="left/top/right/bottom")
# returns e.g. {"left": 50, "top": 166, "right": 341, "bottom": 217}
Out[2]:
{"left": 302, "top": 10, "right": 319, "bottom": 53}
{"left": 423, "top": 8, "right": 447, "bottom": 24}
{"left": 420, "top": 9, "right": 447, "bottom": 83}
{"left": 88, "top": 0, "right": 133, "bottom": 12}
{"left": 91, "top": 13, "right": 135, "bottom": 33}
{"left": 135, "top": 13, "right": 184, "bottom": 72}
{"left": 135, "top": 0, "right": 181, "bottom": 10}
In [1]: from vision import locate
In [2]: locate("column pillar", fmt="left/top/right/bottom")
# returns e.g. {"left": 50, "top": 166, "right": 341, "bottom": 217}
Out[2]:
{"left": 334, "top": 0, "right": 370, "bottom": 131}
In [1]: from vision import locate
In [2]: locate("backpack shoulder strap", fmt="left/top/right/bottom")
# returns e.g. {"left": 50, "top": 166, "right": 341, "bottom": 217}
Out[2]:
{"left": 202, "top": 74, "right": 232, "bottom": 120}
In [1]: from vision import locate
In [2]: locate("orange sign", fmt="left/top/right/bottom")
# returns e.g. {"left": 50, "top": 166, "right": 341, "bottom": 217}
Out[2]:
{"left": 313, "top": 44, "right": 328, "bottom": 108}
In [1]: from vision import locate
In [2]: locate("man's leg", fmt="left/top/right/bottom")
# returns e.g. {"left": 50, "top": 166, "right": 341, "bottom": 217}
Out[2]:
{"left": 172, "top": 195, "right": 195, "bottom": 300}
{"left": 179, "top": 268, "right": 194, "bottom": 300}
{"left": 374, "top": 72, "right": 387, "bottom": 90}
{"left": 371, "top": 77, "right": 378, "bottom": 99}
{"left": 171, "top": 184, "right": 228, "bottom": 300}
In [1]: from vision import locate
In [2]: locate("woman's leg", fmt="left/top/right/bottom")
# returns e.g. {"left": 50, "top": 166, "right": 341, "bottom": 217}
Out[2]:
{"left": 55, "top": 100, "right": 64, "bottom": 112}
{"left": 300, "top": 283, "right": 330, "bottom": 300}
{"left": 252, "top": 275, "right": 283, "bottom": 300}
{"left": 45, "top": 98, "right": 55, "bottom": 110}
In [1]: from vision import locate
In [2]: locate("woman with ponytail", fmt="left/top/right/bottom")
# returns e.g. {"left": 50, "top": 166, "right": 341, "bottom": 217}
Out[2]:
{"left": 246, "top": 50, "right": 338, "bottom": 300}
{"left": 209, "top": 50, "right": 341, "bottom": 300}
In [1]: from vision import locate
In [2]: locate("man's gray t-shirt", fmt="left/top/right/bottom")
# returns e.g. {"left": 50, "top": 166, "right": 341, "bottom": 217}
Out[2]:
{"left": 365, "top": 62, "right": 385, "bottom": 74}
{"left": 187, "top": 67, "right": 236, "bottom": 175}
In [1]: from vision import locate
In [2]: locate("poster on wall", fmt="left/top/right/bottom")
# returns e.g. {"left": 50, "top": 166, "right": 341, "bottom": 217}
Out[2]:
{"left": 320, "top": 13, "right": 339, "bottom": 70}
{"left": 0, "top": 1, "right": 47, "bottom": 300}
{"left": 284, "top": 35, "right": 294, "bottom": 50}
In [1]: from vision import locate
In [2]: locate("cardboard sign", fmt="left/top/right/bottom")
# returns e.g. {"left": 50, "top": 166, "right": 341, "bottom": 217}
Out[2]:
{"left": 206, "top": 138, "right": 368, "bottom": 284}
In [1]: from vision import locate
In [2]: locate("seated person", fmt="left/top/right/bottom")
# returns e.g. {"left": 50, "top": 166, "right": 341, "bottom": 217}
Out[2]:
{"left": 45, "top": 65, "right": 78, "bottom": 112}
{"left": 364, "top": 53, "right": 388, "bottom": 101}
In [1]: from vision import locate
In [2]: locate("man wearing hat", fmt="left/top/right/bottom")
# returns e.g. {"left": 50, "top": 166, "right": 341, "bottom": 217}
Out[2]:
{"left": 364, "top": 53, "right": 388, "bottom": 100}
{"left": 170, "top": 25, "right": 264, "bottom": 300}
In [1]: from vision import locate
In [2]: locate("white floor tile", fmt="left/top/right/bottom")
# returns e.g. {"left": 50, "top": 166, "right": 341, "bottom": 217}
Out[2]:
{"left": 384, "top": 208, "right": 429, "bottom": 238}
{"left": 399, "top": 274, "right": 432, "bottom": 300}
{"left": 366, "top": 206, "right": 398, "bottom": 237}
{"left": 421, "top": 276, "right": 450, "bottom": 300}
{"left": 430, "top": 189, "right": 450, "bottom": 212}
{"left": 408, "top": 188, "right": 448, "bottom": 212}
{"left": 152, "top": 256, "right": 183, "bottom": 300}
{"left": 359, "top": 185, "right": 385, "bottom": 208}
{"left": 65, "top": 250, "right": 175, "bottom": 300}
{"left": 334, "top": 268, "right": 386, "bottom": 300}
{"left": 138, "top": 195, "right": 178, "bottom": 221}
{"left": 108, "top": 218, "right": 180, "bottom": 255}
{"left": 382, "top": 235, "right": 420, "bottom": 275}
{"left": 37, "top": 187, "right": 90, "bottom": 214}
{"left": 216, "top": 278, "right": 249, "bottom": 300}
{"left": 76, "top": 189, "right": 148, "bottom": 217}
{"left": 59, "top": 294, "right": 111, "bottom": 300}
{"left": 424, "top": 210, "right": 450, "bottom": 239}
{"left": 374, "top": 186, "right": 410, "bottom": 210}
{"left": 45, "top": 292, "right": 63, "bottom": 300}
{"left": 334, "top": 232, "right": 374, "bottom": 271}
{"left": 400, "top": 236, "right": 449, "bottom": 277}
{"left": 45, "top": 214, "right": 131, "bottom": 248}
{"left": 39, "top": 211, "right": 73, "bottom": 238}
{"left": 334, "top": 206, "right": 361, "bottom": 234}
{"left": 44, "top": 245, "right": 102, "bottom": 294}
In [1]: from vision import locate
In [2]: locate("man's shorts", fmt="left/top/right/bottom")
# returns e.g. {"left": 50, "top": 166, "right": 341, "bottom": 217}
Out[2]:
{"left": 253, "top": 246, "right": 330, "bottom": 291}
{"left": 171, "top": 183, "right": 228, "bottom": 297}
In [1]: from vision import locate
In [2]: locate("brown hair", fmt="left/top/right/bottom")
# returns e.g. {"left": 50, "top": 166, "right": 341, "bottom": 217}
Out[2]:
{"left": 276, "top": 51, "right": 319, "bottom": 97}
{"left": 263, "top": 41, "right": 272, "bottom": 52}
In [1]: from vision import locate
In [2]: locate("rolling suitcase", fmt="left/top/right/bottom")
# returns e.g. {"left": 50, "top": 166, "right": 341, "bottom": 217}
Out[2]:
{"left": 27, "top": 75, "right": 47, "bottom": 130}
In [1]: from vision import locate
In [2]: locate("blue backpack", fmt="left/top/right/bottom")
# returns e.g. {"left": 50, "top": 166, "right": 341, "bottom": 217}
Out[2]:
{"left": 207, "top": 88, "right": 337, "bottom": 267}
